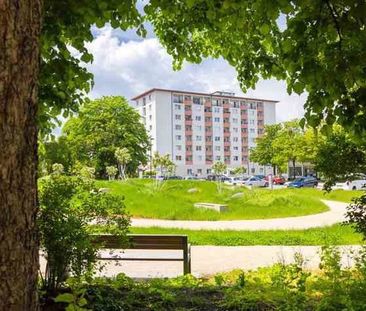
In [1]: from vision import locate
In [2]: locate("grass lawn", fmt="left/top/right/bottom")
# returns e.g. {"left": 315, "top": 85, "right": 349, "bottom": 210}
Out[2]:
{"left": 130, "top": 224, "right": 363, "bottom": 246}
{"left": 96, "top": 179, "right": 331, "bottom": 220}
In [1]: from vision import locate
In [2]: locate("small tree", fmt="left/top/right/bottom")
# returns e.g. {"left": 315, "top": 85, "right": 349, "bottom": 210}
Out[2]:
{"left": 106, "top": 165, "right": 118, "bottom": 181}
{"left": 115, "top": 147, "right": 132, "bottom": 180}
{"left": 212, "top": 161, "right": 227, "bottom": 193}
{"left": 152, "top": 152, "right": 175, "bottom": 178}
{"left": 230, "top": 167, "right": 246, "bottom": 176}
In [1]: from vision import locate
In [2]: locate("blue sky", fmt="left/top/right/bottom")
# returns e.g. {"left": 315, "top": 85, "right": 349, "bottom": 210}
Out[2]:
{"left": 86, "top": 21, "right": 306, "bottom": 122}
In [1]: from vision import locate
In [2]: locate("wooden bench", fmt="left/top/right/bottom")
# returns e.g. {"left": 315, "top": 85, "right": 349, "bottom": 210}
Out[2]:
{"left": 93, "top": 234, "right": 191, "bottom": 275}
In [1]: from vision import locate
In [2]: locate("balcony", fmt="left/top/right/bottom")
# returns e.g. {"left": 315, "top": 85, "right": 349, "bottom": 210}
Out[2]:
{"left": 224, "top": 141, "right": 230, "bottom": 147}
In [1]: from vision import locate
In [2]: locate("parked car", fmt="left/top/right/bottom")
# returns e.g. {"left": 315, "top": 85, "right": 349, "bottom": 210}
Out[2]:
{"left": 185, "top": 176, "right": 199, "bottom": 180}
{"left": 164, "top": 175, "right": 183, "bottom": 180}
{"left": 265, "top": 175, "right": 286, "bottom": 185}
{"left": 244, "top": 176, "right": 268, "bottom": 187}
{"left": 254, "top": 175, "right": 266, "bottom": 180}
{"left": 287, "top": 176, "right": 318, "bottom": 188}
{"left": 343, "top": 180, "right": 366, "bottom": 190}
{"left": 224, "top": 177, "right": 245, "bottom": 186}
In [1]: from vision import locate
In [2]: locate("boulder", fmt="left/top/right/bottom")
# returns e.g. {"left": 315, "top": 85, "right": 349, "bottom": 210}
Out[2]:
{"left": 187, "top": 188, "right": 199, "bottom": 193}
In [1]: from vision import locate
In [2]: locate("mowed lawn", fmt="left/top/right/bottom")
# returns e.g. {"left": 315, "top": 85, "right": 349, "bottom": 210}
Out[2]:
{"left": 130, "top": 224, "right": 363, "bottom": 246}
{"left": 96, "top": 179, "right": 332, "bottom": 220}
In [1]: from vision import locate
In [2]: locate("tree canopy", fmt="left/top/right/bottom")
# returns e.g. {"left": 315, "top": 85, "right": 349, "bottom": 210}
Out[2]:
{"left": 39, "top": 1, "right": 145, "bottom": 134}
{"left": 146, "top": 0, "right": 366, "bottom": 135}
{"left": 62, "top": 96, "right": 150, "bottom": 177}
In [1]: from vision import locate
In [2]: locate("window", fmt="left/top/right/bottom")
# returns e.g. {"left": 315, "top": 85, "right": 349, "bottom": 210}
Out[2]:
{"left": 207, "top": 169, "right": 212, "bottom": 174}
{"left": 251, "top": 168, "right": 255, "bottom": 174}
{"left": 173, "top": 94, "right": 183, "bottom": 103}
{"left": 187, "top": 169, "right": 193, "bottom": 175}
{"left": 250, "top": 128, "right": 255, "bottom": 134}
{"left": 206, "top": 146, "right": 212, "bottom": 151}
{"left": 176, "top": 145, "right": 182, "bottom": 151}
{"left": 232, "top": 108, "right": 239, "bottom": 114}
{"left": 205, "top": 116, "right": 212, "bottom": 122}
{"left": 212, "top": 99, "right": 222, "bottom": 106}
{"left": 149, "top": 115, "right": 152, "bottom": 121}
{"left": 193, "top": 96, "right": 202, "bottom": 105}
{"left": 224, "top": 137, "right": 230, "bottom": 142}
{"left": 214, "top": 136, "right": 221, "bottom": 142}
{"left": 249, "top": 102, "right": 257, "bottom": 109}
{"left": 215, "top": 146, "right": 221, "bottom": 151}
{"left": 197, "top": 169, "right": 202, "bottom": 174}
{"left": 175, "top": 135, "right": 181, "bottom": 140}
{"left": 249, "top": 110, "right": 255, "bottom": 116}
{"left": 214, "top": 117, "right": 220, "bottom": 122}
{"left": 148, "top": 105, "right": 151, "bottom": 111}
{"left": 149, "top": 125, "right": 152, "bottom": 131}
{"left": 204, "top": 107, "right": 212, "bottom": 112}
{"left": 233, "top": 137, "right": 239, "bottom": 142}
{"left": 196, "top": 146, "right": 202, "bottom": 151}
{"left": 197, "top": 155, "right": 203, "bottom": 161}
{"left": 185, "top": 105, "right": 192, "bottom": 111}
{"left": 175, "top": 124, "right": 182, "bottom": 130}
{"left": 195, "top": 116, "right": 202, "bottom": 121}
{"left": 175, "top": 114, "right": 181, "bottom": 120}
{"left": 176, "top": 155, "right": 182, "bottom": 161}
{"left": 233, "top": 146, "right": 239, "bottom": 151}
{"left": 149, "top": 94, "right": 152, "bottom": 100}
{"left": 214, "top": 107, "right": 220, "bottom": 113}
{"left": 205, "top": 136, "right": 212, "bottom": 142}
{"left": 196, "top": 135, "right": 202, "bottom": 141}
{"left": 186, "top": 135, "right": 192, "bottom": 141}
{"left": 175, "top": 104, "right": 181, "bottom": 110}
{"left": 184, "top": 95, "right": 191, "bottom": 101}
{"left": 186, "top": 125, "right": 192, "bottom": 131}
{"left": 232, "top": 118, "right": 238, "bottom": 123}
{"left": 185, "top": 115, "right": 192, "bottom": 121}
{"left": 143, "top": 97, "right": 146, "bottom": 105}
{"left": 233, "top": 156, "right": 239, "bottom": 161}
{"left": 250, "top": 119, "right": 255, "bottom": 125}
{"left": 205, "top": 126, "right": 212, "bottom": 132}
{"left": 215, "top": 156, "right": 221, "bottom": 161}
{"left": 186, "top": 146, "right": 192, "bottom": 151}
{"left": 195, "top": 125, "right": 202, "bottom": 131}
{"left": 241, "top": 119, "right": 248, "bottom": 125}
{"left": 233, "top": 127, "right": 239, "bottom": 133}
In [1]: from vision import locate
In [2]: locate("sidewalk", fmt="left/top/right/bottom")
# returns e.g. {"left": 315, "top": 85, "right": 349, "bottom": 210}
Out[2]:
{"left": 39, "top": 245, "right": 360, "bottom": 279}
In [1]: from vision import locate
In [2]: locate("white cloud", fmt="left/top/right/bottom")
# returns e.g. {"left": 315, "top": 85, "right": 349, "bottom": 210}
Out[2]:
{"left": 86, "top": 27, "right": 305, "bottom": 122}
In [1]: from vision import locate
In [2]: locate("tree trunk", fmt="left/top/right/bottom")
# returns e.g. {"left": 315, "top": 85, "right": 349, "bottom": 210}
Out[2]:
{"left": 0, "top": 1, "right": 42, "bottom": 310}
{"left": 292, "top": 159, "right": 296, "bottom": 179}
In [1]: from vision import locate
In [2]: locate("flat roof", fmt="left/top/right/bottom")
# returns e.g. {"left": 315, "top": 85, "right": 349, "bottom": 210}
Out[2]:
{"left": 131, "top": 88, "right": 279, "bottom": 103}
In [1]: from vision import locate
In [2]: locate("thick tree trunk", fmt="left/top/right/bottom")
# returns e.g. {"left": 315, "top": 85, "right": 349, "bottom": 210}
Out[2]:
{"left": 0, "top": 1, "right": 42, "bottom": 310}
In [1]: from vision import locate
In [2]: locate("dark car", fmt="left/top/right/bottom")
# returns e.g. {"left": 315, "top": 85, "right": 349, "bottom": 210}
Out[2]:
{"left": 165, "top": 175, "right": 183, "bottom": 180}
{"left": 287, "top": 176, "right": 318, "bottom": 188}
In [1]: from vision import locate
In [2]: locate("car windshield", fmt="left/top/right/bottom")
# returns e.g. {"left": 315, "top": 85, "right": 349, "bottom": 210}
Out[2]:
{"left": 293, "top": 178, "right": 304, "bottom": 182}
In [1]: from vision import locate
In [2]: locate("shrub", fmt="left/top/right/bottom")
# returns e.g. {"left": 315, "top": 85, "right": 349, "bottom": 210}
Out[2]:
{"left": 38, "top": 174, "right": 130, "bottom": 293}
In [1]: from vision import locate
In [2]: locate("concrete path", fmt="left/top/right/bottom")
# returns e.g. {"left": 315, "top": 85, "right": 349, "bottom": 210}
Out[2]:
{"left": 60, "top": 245, "right": 359, "bottom": 278}
{"left": 131, "top": 200, "right": 348, "bottom": 231}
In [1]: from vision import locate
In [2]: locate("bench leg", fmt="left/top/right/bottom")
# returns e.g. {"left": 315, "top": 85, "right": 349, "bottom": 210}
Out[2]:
{"left": 183, "top": 244, "right": 191, "bottom": 274}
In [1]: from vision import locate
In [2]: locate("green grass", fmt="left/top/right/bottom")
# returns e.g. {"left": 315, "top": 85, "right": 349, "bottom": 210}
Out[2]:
{"left": 130, "top": 224, "right": 363, "bottom": 246}
{"left": 96, "top": 179, "right": 330, "bottom": 220}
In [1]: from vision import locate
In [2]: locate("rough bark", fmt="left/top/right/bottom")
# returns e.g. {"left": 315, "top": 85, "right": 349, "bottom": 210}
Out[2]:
{"left": 0, "top": 1, "right": 42, "bottom": 310}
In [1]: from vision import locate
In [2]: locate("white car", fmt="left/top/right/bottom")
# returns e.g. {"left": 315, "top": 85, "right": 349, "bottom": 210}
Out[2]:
{"left": 338, "top": 179, "right": 366, "bottom": 191}
{"left": 224, "top": 177, "right": 245, "bottom": 186}
{"left": 244, "top": 176, "right": 268, "bottom": 187}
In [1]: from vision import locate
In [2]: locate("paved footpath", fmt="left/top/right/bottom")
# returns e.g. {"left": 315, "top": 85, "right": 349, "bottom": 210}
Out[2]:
{"left": 77, "top": 245, "right": 360, "bottom": 278}
{"left": 131, "top": 200, "right": 348, "bottom": 231}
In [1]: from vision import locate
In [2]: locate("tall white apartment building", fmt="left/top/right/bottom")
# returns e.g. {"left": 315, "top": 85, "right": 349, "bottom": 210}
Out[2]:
{"left": 132, "top": 88, "right": 278, "bottom": 177}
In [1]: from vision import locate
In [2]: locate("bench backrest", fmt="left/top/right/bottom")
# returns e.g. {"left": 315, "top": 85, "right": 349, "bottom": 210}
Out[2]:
{"left": 93, "top": 234, "right": 188, "bottom": 250}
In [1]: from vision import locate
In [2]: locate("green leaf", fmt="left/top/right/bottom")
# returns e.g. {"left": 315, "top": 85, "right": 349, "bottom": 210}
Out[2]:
{"left": 55, "top": 293, "right": 74, "bottom": 303}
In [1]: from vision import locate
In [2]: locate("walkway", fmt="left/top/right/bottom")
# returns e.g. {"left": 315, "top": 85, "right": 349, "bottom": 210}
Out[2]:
{"left": 131, "top": 200, "right": 348, "bottom": 231}
{"left": 85, "top": 245, "right": 360, "bottom": 278}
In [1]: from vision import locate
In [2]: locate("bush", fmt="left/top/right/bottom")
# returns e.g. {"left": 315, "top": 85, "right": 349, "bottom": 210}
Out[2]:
{"left": 45, "top": 247, "right": 366, "bottom": 311}
{"left": 38, "top": 174, "right": 130, "bottom": 293}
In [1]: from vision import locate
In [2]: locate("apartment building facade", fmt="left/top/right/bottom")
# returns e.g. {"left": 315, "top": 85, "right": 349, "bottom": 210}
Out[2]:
{"left": 132, "top": 88, "right": 278, "bottom": 177}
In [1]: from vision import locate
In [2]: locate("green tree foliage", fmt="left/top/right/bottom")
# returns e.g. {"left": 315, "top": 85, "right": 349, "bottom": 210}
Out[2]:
{"left": 40, "top": 136, "right": 73, "bottom": 175}
{"left": 115, "top": 147, "right": 132, "bottom": 180}
{"left": 39, "top": 1, "right": 145, "bottom": 135}
{"left": 315, "top": 127, "right": 366, "bottom": 189}
{"left": 106, "top": 166, "right": 118, "bottom": 181}
{"left": 146, "top": 0, "right": 366, "bottom": 135}
{"left": 250, "top": 124, "right": 282, "bottom": 174}
{"left": 212, "top": 161, "right": 227, "bottom": 192}
{"left": 62, "top": 96, "right": 150, "bottom": 178}
{"left": 38, "top": 174, "right": 130, "bottom": 292}
{"left": 152, "top": 152, "right": 176, "bottom": 177}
